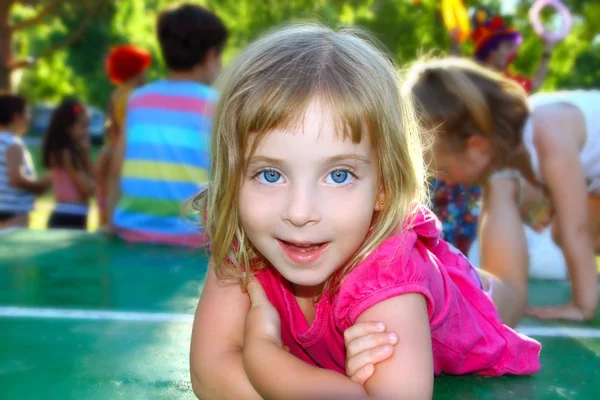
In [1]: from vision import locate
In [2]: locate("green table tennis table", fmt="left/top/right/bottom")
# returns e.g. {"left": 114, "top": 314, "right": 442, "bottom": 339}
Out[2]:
{"left": 0, "top": 228, "right": 599, "bottom": 399}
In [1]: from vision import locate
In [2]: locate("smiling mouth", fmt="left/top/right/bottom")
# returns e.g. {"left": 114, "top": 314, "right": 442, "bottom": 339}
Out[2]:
{"left": 276, "top": 239, "right": 329, "bottom": 264}
{"left": 279, "top": 240, "right": 327, "bottom": 251}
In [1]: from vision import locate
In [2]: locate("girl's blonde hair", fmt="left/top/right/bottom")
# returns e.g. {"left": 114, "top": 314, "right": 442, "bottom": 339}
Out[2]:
{"left": 194, "top": 23, "right": 427, "bottom": 290}
{"left": 403, "top": 57, "right": 529, "bottom": 163}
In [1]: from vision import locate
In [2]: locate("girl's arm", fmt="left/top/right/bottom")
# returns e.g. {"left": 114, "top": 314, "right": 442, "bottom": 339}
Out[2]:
{"left": 530, "top": 42, "right": 554, "bottom": 93}
{"left": 95, "top": 147, "right": 112, "bottom": 226}
{"left": 104, "top": 131, "right": 126, "bottom": 226}
{"left": 63, "top": 150, "right": 95, "bottom": 198}
{"left": 190, "top": 264, "right": 399, "bottom": 399}
{"left": 479, "top": 176, "right": 529, "bottom": 327}
{"left": 244, "top": 279, "right": 433, "bottom": 400}
{"left": 528, "top": 107, "right": 597, "bottom": 320}
{"left": 95, "top": 147, "right": 111, "bottom": 193}
{"left": 190, "top": 262, "right": 263, "bottom": 400}
{"left": 5, "top": 144, "right": 51, "bottom": 195}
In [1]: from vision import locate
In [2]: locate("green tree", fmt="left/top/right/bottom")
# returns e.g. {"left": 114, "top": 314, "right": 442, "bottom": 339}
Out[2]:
{"left": 512, "top": 0, "right": 600, "bottom": 90}
{"left": 10, "top": 0, "right": 600, "bottom": 108}
{"left": 1, "top": 0, "right": 110, "bottom": 92}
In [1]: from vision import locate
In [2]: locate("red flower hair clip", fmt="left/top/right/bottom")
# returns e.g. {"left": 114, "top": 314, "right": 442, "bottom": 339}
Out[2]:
{"left": 73, "top": 104, "right": 84, "bottom": 114}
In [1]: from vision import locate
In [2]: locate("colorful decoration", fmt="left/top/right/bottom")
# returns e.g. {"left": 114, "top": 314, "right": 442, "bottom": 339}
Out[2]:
{"left": 529, "top": 0, "right": 572, "bottom": 43}
{"left": 442, "top": 0, "right": 471, "bottom": 42}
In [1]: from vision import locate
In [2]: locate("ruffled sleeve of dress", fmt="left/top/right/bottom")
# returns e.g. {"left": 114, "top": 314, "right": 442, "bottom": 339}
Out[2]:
{"left": 334, "top": 208, "right": 444, "bottom": 332}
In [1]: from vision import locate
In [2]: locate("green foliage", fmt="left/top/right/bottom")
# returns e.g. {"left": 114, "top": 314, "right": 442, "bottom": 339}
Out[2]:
{"left": 10, "top": 0, "right": 600, "bottom": 108}
{"left": 512, "top": 0, "right": 600, "bottom": 91}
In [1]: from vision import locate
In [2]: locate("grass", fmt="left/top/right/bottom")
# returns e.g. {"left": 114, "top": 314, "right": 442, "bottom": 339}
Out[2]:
{"left": 28, "top": 144, "right": 101, "bottom": 232}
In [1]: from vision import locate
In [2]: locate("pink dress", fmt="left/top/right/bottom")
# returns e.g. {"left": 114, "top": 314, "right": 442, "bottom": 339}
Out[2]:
{"left": 255, "top": 208, "right": 541, "bottom": 376}
{"left": 51, "top": 168, "right": 87, "bottom": 204}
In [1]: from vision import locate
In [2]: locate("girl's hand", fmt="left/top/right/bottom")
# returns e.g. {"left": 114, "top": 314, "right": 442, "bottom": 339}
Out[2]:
{"left": 527, "top": 302, "right": 594, "bottom": 322}
{"left": 244, "top": 277, "right": 282, "bottom": 347}
{"left": 344, "top": 321, "right": 398, "bottom": 384}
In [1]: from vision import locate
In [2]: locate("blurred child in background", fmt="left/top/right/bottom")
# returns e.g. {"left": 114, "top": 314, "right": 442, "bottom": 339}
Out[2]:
{"left": 469, "top": 7, "right": 554, "bottom": 94}
{"left": 431, "top": 9, "right": 556, "bottom": 255}
{"left": 0, "top": 93, "right": 51, "bottom": 229}
{"left": 107, "top": 4, "right": 228, "bottom": 246}
{"left": 42, "top": 98, "right": 95, "bottom": 230}
{"left": 405, "top": 57, "right": 599, "bottom": 322}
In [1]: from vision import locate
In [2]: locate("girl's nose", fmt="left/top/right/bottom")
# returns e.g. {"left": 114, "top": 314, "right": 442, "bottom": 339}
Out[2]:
{"left": 282, "top": 185, "right": 321, "bottom": 227}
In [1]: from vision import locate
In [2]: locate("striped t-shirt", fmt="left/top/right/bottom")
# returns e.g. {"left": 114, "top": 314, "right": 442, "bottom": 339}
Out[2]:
{"left": 112, "top": 80, "right": 216, "bottom": 247}
{"left": 0, "top": 132, "right": 36, "bottom": 213}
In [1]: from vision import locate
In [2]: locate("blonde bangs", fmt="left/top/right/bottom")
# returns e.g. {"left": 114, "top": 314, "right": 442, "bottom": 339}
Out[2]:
{"left": 194, "top": 23, "right": 428, "bottom": 289}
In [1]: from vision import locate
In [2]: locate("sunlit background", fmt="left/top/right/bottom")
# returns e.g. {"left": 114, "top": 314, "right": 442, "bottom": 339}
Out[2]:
{"left": 2, "top": 0, "right": 599, "bottom": 231}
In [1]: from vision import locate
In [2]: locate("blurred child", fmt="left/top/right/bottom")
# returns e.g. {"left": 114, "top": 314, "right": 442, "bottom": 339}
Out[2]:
{"left": 107, "top": 3, "right": 228, "bottom": 246}
{"left": 405, "top": 57, "right": 599, "bottom": 322}
{"left": 432, "top": 9, "right": 556, "bottom": 255}
{"left": 190, "top": 25, "right": 540, "bottom": 400}
{"left": 0, "top": 93, "right": 51, "bottom": 228}
{"left": 97, "top": 45, "right": 151, "bottom": 226}
{"left": 469, "top": 7, "right": 554, "bottom": 94}
{"left": 42, "top": 98, "right": 95, "bottom": 230}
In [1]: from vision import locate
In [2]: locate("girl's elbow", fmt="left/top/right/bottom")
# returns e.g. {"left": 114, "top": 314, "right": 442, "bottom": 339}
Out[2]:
{"left": 190, "top": 361, "right": 214, "bottom": 400}
{"left": 190, "top": 374, "right": 202, "bottom": 399}
{"left": 190, "top": 372, "right": 209, "bottom": 400}
{"left": 189, "top": 345, "right": 222, "bottom": 400}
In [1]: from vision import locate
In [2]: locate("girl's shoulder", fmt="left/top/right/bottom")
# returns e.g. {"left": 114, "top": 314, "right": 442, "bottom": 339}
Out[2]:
{"left": 334, "top": 207, "right": 446, "bottom": 329}
{"left": 529, "top": 91, "right": 593, "bottom": 133}
{"left": 529, "top": 101, "right": 586, "bottom": 154}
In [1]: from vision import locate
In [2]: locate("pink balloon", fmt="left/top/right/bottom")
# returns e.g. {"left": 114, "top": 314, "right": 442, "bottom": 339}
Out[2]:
{"left": 529, "top": 0, "right": 572, "bottom": 43}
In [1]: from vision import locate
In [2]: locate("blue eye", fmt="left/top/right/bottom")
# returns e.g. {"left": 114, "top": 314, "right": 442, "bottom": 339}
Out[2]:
{"left": 326, "top": 169, "right": 353, "bottom": 185}
{"left": 257, "top": 170, "right": 282, "bottom": 184}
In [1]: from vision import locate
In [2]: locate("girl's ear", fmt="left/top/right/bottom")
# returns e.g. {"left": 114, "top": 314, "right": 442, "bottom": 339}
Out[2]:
{"left": 465, "top": 135, "right": 492, "bottom": 153}
{"left": 374, "top": 186, "right": 385, "bottom": 211}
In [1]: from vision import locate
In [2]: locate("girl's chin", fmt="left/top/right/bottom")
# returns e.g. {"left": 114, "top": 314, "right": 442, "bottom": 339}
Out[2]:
{"left": 286, "top": 277, "right": 327, "bottom": 297}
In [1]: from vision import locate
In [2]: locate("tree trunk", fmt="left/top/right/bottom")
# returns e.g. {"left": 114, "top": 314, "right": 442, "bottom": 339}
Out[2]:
{"left": 0, "top": 2, "right": 13, "bottom": 91}
{"left": 0, "top": 0, "right": 109, "bottom": 92}
{"left": 0, "top": 29, "right": 11, "bottom": 91}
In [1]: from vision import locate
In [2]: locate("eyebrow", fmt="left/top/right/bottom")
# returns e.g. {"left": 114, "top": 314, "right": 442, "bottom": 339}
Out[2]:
{"left": 247, "top": 153, "right": 371, "bottom": 166}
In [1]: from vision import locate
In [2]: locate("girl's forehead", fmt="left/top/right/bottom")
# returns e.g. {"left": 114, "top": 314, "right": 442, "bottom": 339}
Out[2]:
{"left": 246, "top": 125, "right": 370, "bottom": 156}
{"left": 242, "top": 99, "right": 372, "bottom": 152}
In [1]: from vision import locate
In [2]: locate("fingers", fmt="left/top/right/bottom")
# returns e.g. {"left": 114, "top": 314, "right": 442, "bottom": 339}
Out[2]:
{"left": 343, "top": 321, "right": 386, "bottom": 345}
{"left": 526, "top": 306, "right": 585, "bottom": 321}
{"left": 343, "top": 321, "right": 398, "bottom": 380}
{"left": 526, "top": 306, "right": 559, "bottom": 318}
{"left": 246, "top": 277, "right": 268, "bottom": 307}
{"left": 346, "top": 331, "right": 398, "bottom": 359}
{"left": 350, "top": 364, "right": 375, "bottom": 385}
{"left": 346, "top": 344, "right": 395, "bottom": 378}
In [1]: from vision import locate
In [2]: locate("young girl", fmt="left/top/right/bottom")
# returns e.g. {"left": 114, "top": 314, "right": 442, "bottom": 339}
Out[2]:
{"left": 97, "top": 45, "right": 151, "bottom": 227}
{"left": 404, "top": 57, "right": 599, "bottom": 322}
{"left": 42, "top": 99, "right": 95, "bottom": 230}
{"left": 190, "top": 25, "right": 541, "bottom": 400}
{"left": 0, "top": 93, "right": 51, "bottom": 228}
